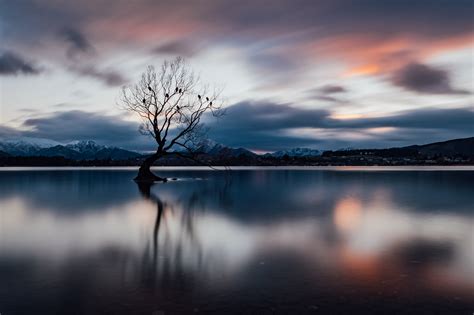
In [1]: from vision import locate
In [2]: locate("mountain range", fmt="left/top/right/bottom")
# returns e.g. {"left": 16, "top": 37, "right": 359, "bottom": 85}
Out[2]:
{"left": 0, "top": 137, "right": 473, "bottom": 162}
{"left": 0, "top": 138, "right": 258, "bottom": 161}
{"left": 0, "top": 140, "right": 141, "bottom": 160}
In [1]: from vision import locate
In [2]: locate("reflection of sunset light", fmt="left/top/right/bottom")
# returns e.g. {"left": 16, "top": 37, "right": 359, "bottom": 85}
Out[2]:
{"left": 338, "top": 247, "right": 379, "bottom": 281}
{"left": 334, "top": 197, "right": 362, "bottom": 232}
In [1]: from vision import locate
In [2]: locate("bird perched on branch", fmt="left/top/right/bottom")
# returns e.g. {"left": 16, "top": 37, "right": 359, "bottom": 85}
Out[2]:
{"left": 206, "top": 97, "right": 209, "bottom": 101}
{"left": 198, "top": 95, "right": 201, "bottom": 99}
{"left": 165, "top": 93, "right": 169, "bottom": 98}
{"left": 148, "top": 86, "right": 152, "bottom": 91}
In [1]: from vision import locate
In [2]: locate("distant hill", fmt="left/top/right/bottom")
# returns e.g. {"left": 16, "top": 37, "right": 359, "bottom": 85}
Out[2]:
{"left": 407, "top": 137, "right": 474, "bottom": 157}
{"left": 322, "top": 137, "right": 474, "bottom": 161}
{"left": 36, "top": 145, "right": 82, "bottom": 159}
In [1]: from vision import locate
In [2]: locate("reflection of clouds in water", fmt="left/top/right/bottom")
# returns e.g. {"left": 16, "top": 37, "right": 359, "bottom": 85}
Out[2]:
{"left": 1, "top": 169, "right": 473, "bottom": 218}
{"left": 1, "top": 182, "right": 473, "bottom": 292}
{"left": 1, "top": 168, "right": 473, "bottom": 314}
{"left": 0, "top": 197, "right": 155, "bottom": 260}
{"left": 0, "top": 170, "right": 141, "bottom": 214}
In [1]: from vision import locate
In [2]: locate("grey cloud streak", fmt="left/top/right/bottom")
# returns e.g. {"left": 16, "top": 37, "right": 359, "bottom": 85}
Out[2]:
{"left": 152, "top": 39, "right": 198, "bottom": 57}
{"left": 59, "top": 27, "right": 95, "bottom": 58}
{"left": 69, "top": 65, "right": 127, "bottom": 87}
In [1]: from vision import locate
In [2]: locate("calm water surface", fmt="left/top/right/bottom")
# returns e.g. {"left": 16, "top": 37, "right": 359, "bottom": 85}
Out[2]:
{"left": 0, "top": 167, "right": 473, "bottom": 314}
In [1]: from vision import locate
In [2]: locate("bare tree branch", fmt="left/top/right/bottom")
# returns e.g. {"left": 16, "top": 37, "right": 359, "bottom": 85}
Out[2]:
{"left": 119, "top": 57, "right": 225, "bottom": 181}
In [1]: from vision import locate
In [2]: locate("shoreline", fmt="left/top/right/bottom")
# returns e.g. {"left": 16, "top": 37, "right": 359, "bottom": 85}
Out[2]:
{"left": 1, "top": 165, "right": 474, "bottom": 171}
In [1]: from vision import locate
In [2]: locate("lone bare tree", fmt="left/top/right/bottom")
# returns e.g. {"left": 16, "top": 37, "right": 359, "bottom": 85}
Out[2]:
{"left": 120, "top": 57, "right": 223, "bottom": 182}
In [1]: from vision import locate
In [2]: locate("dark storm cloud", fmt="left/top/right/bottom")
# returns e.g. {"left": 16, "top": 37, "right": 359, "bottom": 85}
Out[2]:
{"left": 391, "top": 63, "right": 469, "bottom": 94}
{"left": 20, "top": 110, "right": 152, "bottom": 151}
{"left": 0, "top": 51, "right": 41, "bottom": 75}
{"left": 209, "top": 102, "right": 330, "bottom": 131}
{"left": 206, "top": 101, "right": 474, "bottom": 150}
{"left": 209, "top": 100, "right": 469, "bottom": 139}
{"left": 59, "top": 27, "right": 95, "bottom": 57}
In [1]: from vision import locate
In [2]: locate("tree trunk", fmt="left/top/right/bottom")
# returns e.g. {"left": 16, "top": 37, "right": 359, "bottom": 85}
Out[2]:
{"left": 134, "top": 152, "right": 167, "bottom": 182}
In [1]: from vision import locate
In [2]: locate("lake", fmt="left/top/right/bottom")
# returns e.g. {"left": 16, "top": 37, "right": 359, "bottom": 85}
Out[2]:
{"left": 0, "top": 167, "right": 473, "bottom": 314}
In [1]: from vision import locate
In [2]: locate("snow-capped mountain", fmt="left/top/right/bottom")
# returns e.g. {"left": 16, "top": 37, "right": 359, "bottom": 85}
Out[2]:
{"left": 0, "top": 137, "right": 63, "bottom": 156}
{"left": 66, "top": 140, "right": 104, "bottom": 153}
{"left": 0, "top": 139, "right": 142, "bottom": 160}
{"left": 267, "top": 148, "right": 322, "bottom": 158}
{"left": 0, "top": 140, "right": 42, "bottom": 156}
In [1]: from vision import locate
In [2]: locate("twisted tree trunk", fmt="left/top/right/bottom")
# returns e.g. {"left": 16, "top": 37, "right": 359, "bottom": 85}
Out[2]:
{"left": 134, "top": 152, "right": 167, "bottom": 182}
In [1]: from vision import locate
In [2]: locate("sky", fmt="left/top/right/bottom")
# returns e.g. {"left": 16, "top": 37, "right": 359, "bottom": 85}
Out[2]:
{"left": 0, "top": 0, "right": 473, "bottom": 152}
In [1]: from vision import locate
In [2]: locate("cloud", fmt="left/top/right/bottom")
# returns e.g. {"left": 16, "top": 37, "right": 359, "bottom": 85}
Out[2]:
{"left": 59, "top": 27, "right": 95, "bottom": 58}
{"left": 2, "top": 103, "right": 473, "bottom": 152}
{"left": 57, "top": 27, "right": 125, "bottom": 86}
{"left": 69, "top": 65, "right": 126, "bottom": 87}
{"left": 206, "top": 101, "right": 474, "bottom": 150}
{"left": 0, "top": 125, "right": 21, "bottom": 139}
{"left": 56, "top": 27, "right": 126, "bottom": 86}
{"left": 3, "top": 0, "right": 472, "bottom": 80}
{"left": 246, "top": 50, "right": 302, "bottom": 74}
{"left": 0, "top": 51, "right": 41, "bottom": 75}
{"left": 307, "top": 84, "right": 348, "bottom": 102}
{"left": 390, "top": 62, "right": 469, "bottom": 94}
{"left": 319, "top": 85, "right": 346, "bottom": 94}
{"left": 19, "top": 110, "right": 152, "bottom": 151}
{"left": 152, "top": 39, "right": 198, "bottom": 57}
{"left": 335, "top": 107, "right": 474, "bottom": 131}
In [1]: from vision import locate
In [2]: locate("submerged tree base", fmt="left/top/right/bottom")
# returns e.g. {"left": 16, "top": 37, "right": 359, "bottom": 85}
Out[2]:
{"left": 134, "top": 167, "right": 167, "bottom": 183}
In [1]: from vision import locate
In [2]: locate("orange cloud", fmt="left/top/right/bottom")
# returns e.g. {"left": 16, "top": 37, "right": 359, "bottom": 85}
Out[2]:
{"left": 304, "top": 33, "right": 474, "bottom": 77}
